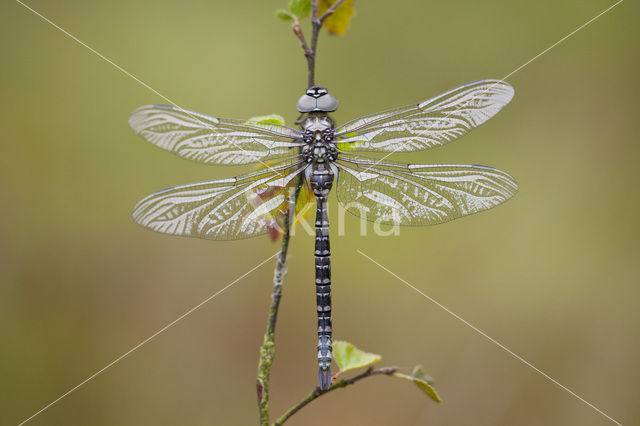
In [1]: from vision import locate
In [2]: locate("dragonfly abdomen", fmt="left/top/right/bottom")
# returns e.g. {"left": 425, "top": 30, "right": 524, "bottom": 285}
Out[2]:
{"left": 310, "top": 165, "right": 334, "bottom": 390}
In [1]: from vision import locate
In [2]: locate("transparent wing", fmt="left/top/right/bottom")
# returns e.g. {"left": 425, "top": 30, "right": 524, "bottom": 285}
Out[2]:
{"left": 129, "top": 104, "right": 305, "bottom": 165}
{"left": 335, "top": 155, "right": 517, "bottom": 226}
{"left": 132, "top": 160, "right": 309, "bottom": 240}
{"left": 335, "top": 80, "right": 514, "bottom": 152}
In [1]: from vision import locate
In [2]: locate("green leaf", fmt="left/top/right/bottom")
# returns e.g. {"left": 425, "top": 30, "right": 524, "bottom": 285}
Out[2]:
{"left": 318, "top": 0, "right": 356, "bottom": 35}
{"left": 246, "top": 114, "right": 286, "bottom": 126}
{"left": 288, "top": 0, "right": 311, "bottom": 19}
{"left": 275, "top": 9, "right": 295, "bottom": 21}
{"left": 394, "top": 365, "right": 441, "bottom": 403}
{"left": 333, "top": 340, "right": 381, "bottom": 373}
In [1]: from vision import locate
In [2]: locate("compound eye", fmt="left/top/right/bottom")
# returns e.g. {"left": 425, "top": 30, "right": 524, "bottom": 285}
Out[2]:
{"left": 296, "top": 94, "right": 317, "bottom": 112}
{"left": 316, "top": 94, "right": 339, "bottom": 112}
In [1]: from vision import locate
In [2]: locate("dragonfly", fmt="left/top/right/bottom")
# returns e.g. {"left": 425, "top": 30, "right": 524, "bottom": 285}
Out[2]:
{"left": 129, "top": 79, "right": 518, "bottom": 390}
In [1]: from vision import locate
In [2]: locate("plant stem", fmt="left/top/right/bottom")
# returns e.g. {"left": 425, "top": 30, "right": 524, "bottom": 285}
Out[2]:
{"left": 308, "top": 0, "right": 320, "bottom": 87}
{"left": 257, "top": 177, "right": 302, "bottom": 426}
{"left": 291, "top": 0, "right": 346, "bottom": 87}
{"left": 272, "top": 367, "right": 398, "bottom": 425}
{"left": 319, "top": 0, "right": 347, "bottom": 23}
{"left": 292, "top": 19, "right": 311, "bottom": 58}
{"left": 257, "top": 2, "right": 348, "bottom": 423}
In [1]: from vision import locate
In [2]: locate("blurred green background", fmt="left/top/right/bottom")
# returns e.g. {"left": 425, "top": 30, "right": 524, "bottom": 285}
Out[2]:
{"left": 1, "top": 0, "right": 639, "bottom": 425}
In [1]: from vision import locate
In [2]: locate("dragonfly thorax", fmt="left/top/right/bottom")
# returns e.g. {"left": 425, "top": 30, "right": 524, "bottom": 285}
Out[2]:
{"left": 301, "top": 113, "right": 337, "bottom": 164}
{"left": 300, "top": 113, "right": 334, "bottom": 134}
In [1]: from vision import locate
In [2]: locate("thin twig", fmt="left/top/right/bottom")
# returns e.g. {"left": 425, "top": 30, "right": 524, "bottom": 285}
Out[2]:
{"left": 272, "top": 367, "right": 398, "bottom": 425}
{"left": 319, "top": 0, "right": 347, "bottom": 23}
{"left": 307, "top": 0, "right": 345, "bottom": 87}
{"left": 291, "top": 19, "right": 312, "bottom": 58}
{"left": 308, "top": 0, "right": 320, "bottom": 87}
{"left": 257, "top": 176, "right": 302, "bottom": 426}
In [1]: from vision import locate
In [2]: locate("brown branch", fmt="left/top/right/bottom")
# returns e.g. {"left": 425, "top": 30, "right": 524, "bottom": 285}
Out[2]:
{"left": 306, "top": 0, "right": 346, "bottom": 87}
{"left": 257, "top": 177, "right": 302, "bottom": 426}
{"left": 319, "top": 0, "right": 347, "bottom": 23}
{"left": 291, "top": 19, "right": 312, "bottom": 58}
{"left": 272, "top": 367, "right": 398, "bottom": 425}
{"left": 308, "top": 0, "right": 320, "bottom": 87}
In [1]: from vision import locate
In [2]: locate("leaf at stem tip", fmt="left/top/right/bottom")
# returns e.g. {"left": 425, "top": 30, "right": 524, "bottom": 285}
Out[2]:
{"left": 394, "top": 365, "right": 442, "bottom": 403}
{"left": 288, "top": 0, "right": 311, "bottom": 19}
{"left": 318, "top": 0, "right": 356, "bottom": 35}
{"left": 275, "top": 9, "right": 295, "bottom": 21}
{"left": 333, "top": 340, "right": 381, "bottom": 373}
{"left": 246, "top": 114, "right": 286, "bottom": 125}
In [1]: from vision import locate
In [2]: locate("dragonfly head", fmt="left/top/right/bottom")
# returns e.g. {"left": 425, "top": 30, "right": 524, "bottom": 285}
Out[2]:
{"left": 296, "top": 86, "right": 339, "bottom": 113}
